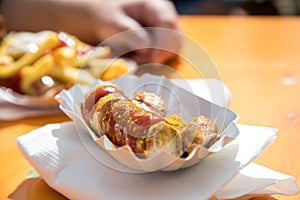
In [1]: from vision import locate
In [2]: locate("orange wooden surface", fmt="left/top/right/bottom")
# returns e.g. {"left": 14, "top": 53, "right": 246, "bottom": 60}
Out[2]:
{"left": 1, "top": 16, "right": 299, "bottom": 199}
{"left": 179, "top": 16, "right": 300, "bottom": 200}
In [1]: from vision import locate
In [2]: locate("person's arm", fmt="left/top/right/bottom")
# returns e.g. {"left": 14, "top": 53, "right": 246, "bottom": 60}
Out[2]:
{"left": 0, "top": 0, "right": 182, "bottom": 64}
{"left": 0, "top": 0, "right": 101, "bottom": 44}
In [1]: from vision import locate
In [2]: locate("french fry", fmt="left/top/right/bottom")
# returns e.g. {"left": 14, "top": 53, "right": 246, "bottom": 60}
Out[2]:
{"left": 68, "top": 46, "right": 112, "bottom": 69}
{"left": 51, "top": 65, "right": 96, "bottom": 85}
{"left": 52, "top": 46, "right": 76, "bottom": 67}
{"left": 0, "top": 32, "right": 13, "bottom": 54}
{"left": 20, "top": 54, "right": 55, "bottom": 94}
{"left": 101, "top": 59, "right": 129, "bottom": 81}
{"left": 0, "top": 32, "right": 60, "bottom": 79}
{"left": 0, "top": 54, "right": 13, "bottom": 66}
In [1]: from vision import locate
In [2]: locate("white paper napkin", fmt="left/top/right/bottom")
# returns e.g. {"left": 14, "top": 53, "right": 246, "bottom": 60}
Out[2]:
{"left": 215, "top": 162, "right": 299, "bottom": 199}
{"left": 0, "top": 78, "right": 230, "bottom": 121}
{"left": 17, "top": 122, "right": 299, "bottom": 200}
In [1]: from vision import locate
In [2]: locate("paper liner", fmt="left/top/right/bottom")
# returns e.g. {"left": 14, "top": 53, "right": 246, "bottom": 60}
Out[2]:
{"left": 55, "top": 74, "right": 239, "bottom": 172}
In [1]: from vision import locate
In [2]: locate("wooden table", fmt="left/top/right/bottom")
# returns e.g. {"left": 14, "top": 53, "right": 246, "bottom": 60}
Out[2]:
{"left": 1, "top": 16, "right": 299, "bottom": 199}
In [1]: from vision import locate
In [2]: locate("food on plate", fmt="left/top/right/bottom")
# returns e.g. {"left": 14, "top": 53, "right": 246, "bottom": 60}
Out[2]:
{"left": 0, "top": 31, "right": 133, "bottom": 97}
{"left": 81, "top": 84, "right": 219, "bottom": 158}
{"left": 81, "top": 84, "right": 166, "bottom": 152}
{"left": 181, "top": 116, "right": 219, "bottom": 156}
{"left": 132, "top": 92, "right": 165, "bottom": 113}
{"left": 134, "top": 114, "right": 185, "bottom": 157}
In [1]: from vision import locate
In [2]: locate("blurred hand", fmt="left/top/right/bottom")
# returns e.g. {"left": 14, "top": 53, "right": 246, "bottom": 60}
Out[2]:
{"left": 1, "top": 0, "right": 182, "bottom": 64}
{"left": 87, "top": 0, "right": 182, "bottom": 64}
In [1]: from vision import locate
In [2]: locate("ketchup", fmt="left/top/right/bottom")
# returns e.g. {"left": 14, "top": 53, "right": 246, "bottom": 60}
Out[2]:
{"left": 0, "top": 73, "right": 22, "bottom": 94}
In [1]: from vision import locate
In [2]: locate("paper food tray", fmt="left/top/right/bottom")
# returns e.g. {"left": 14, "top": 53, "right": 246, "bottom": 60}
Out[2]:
{"left": 55, "top": 74, "right": 239, "bottom": 172}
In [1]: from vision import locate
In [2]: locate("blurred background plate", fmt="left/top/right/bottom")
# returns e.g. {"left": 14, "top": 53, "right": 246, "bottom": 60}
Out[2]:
{"left": 0, "top": 59, "right": 137, "bottom": 109}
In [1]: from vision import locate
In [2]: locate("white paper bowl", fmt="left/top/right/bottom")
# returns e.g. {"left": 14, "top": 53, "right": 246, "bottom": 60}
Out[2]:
{"left": 56, "top": 74, "right": 239, "bottom": 172}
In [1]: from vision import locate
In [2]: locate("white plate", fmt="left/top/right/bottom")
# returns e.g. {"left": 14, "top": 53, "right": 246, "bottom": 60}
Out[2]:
{"left": 0, "top": 86, "right": 61, "bottom": 108}
{"left": 0, "top": 60, "right": 137, "bottom": 108}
